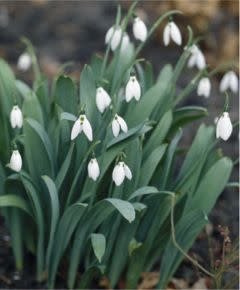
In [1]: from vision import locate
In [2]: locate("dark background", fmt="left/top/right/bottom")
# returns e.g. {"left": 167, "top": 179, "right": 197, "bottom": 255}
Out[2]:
{"left": 0, "top": 0, "right": 239, "bottom": 288}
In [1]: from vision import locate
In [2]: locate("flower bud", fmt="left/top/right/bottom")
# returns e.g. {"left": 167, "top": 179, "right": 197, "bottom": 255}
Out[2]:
{"left": 17, "top": 52, "right": 31, "bottom": 71}
{"left": 10, "top": 105, "right": 23, "bottom": 129}
{"left": 96, "top": 87, "right": 111, "bottom": 113}
{"left": 9, "top": 150, "right": 22, "bottom": 172}
{"left": 163, "top": 21, "right": 182, "bottom": 46}
{"left": 88, "top": 158, "right": 100, "bottom": 181}
{"left": 105, "top": 26, "right": 122, "bottom": 51}
{"left": 216, "top": 112, "right": 233, "bottom": 141}
{"left": 197, "top": 77, "right": 211, "bottom": 98}
{"left": 220, "top": 71, "right": 238, "bottom": 93}
{"left": 133, "top": 17, "right": 147, "bottom": 42}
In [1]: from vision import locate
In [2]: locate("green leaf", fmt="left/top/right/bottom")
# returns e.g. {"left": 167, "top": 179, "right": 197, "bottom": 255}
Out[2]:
{"left": 143, "top": 110, "right": 172, "bottom": 159}
{"left": 41, "top": 176, "right": 60, "bottom": 268}
{"left": 106, "top": 198, "right": 135, "bottom": 223}
{"left": 55, "top": 75, "right": 78, "bottom": 114}
{"left": 0, "top": 194, "right": 32, "bottom": 217}
{"left": 90, "top": 233, "right": 106, "bottom": 263}
{"left": 48, "top": 202, "right": 87, "bottom": 288}
{"left": 139, "top": 144, "right": 167, "bottom": 186}
{"left": 158, "top": 210, "right": 207, "bottom": 289}
{"left": 128, "top": 186, "right": 159, "bottom": 200}
{"left": 60, "top": 112, "right": 77, "bottom": 122}
{"left": 23, "top": 118, "right": 56, "bottom": 183}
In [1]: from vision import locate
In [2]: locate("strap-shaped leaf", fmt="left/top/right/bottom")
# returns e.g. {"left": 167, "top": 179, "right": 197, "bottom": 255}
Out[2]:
{"left": 91, "top": 233, "right": 106, "bottom": 263}
{"left": 0, "top": 194, "right": 32, "bottom": 217}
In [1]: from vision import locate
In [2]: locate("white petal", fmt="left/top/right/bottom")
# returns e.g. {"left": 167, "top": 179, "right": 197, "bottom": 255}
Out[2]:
{"left": 71, "top": 119, "right": 81, "bottom": 140}
{"left": 196, "top": 51, "right": 206, "bottom": 70}
{"left": 9, "top": 150, "right": 22, "bottom": 172}
{"left": 216, "top": 112, "right": 233, "bottom": 141}
{"left": 17, "top": 53, "right": 31, "bottom": 71}
{"left": 132, "top": 78, "right": 141, "bottom": 101}
{"left": 197, "top": 78, "right": 211, "bottom": 98}
{"left": 105, "top": 26, "right": 114, "bottom": 44}
{"left": 112, "top": 118, "right": 120, "bottom": 137}
{"left": 117, "top": 115, "right": 128, "bottom": 133}
{"left": 187, "top": 54, "right": 197, "bottom": 68}
{"left": 124, "top": 164, "right": 132, "bottom": 180}
{"left": 82, "top": 116, "right": 93, "bottom": 141}
{"left": 10, "top": 106, "right": 23, "bottom": 129}
{"left": 88, "top": 158, "right": 100, "bottom": 181}
{"left": 170, "top": 22, "right": 182, "bottom": 45}
{"left": 112, "top": 163, "right": 125, "bottom": 186}
{"left": 96, "top": 87, "right": 111, "bottom": 113}
{"left": 163, "top": 23, "right": 171, "bottom": 46}
{"left": 220, "top": 73, "right": 230, "bottom": 92}
{"left": 120, "top": 33, "right": 130, "bottom": 51}
{"left": 111, "top": 27, "right": 122, "bottom": 51}
{"left": 229, "top": 71, "right": 238, "bottom": 93}
{"left": 133, "top": 17, "right": 147, "bottom": 42}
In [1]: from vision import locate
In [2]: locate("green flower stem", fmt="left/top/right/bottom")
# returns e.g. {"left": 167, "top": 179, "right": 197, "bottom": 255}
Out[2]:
{"left": 170, "top": 195, "right": 215, "bottom": 278}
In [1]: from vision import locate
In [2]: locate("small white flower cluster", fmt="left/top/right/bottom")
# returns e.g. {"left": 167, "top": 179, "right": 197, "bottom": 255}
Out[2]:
{"left": 105, "top": 16, "right": 148, "bottom": 52}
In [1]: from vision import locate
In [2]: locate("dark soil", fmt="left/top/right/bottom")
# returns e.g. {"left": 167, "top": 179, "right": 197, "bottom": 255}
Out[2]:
{"left": 0, "top": 1, "right": 238, "bottom": 289}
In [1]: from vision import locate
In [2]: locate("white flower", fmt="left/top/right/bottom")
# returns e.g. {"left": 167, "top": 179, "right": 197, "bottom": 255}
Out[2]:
{"left": 10, "top": 105, "right": 23, "bottom": 129}
{"left": 105, "top": 25, "right": 122, "bottom": 51}
{"left": 216, "top": 112, "right": 233, "bottom": 141}
{"left": 220, "top": 71, "right": 239, "bottom": 93}
{"left": 71, "top": 114, "right": 93, "bottom": 141}
{"left": 17, "top": 52, "right": 31, "bottom": 71}
{"left": 112, "top": 114, "right": 128, "bottom": 137}
{"left": 96, "top": 87, "right": 111, "bottom": 113}
{"left": 87, "top": 158, "right": 100, "bottom": 181}
{"left": 163, "top": 21, "right": 182, "bottom": 46}
{"left": 187, "top": 45, "right": 206, "bottom": 70}
{"left": 133, "top": 17, "right": 147, "bottom": 42}
{"left": 9, "top": 150, "right": 22, "bottom": 172}
{"left": 197, "top": 77, "right": 211, "bottom": 98}
{"left": 125, "top": 75, "right": 141, "bottom": 102}
{"left": 112, "top": 161, "right": 132, "bottom": 186}
{"left": 120, "top": 33, "right": 130, "bottom": 51}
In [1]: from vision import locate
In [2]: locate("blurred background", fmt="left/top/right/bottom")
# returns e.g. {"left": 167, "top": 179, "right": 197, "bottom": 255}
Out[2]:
{"left": 0, "top": 0, "right": 239, "bottom": 288}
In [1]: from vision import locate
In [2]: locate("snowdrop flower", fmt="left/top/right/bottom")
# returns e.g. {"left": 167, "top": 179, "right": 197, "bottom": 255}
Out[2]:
{"left": 216, "top": 112, "right": 232, "bottom": 141}
{"left": 120, "top": 33, "right": 130, "bottom": 51}
{"left": 71, "top": 114, "right": 93, "bottom": 141}
{"left": 133, "top": 17, "right": 147, "bottom": 42}
{"left": 220, "top": 71, "right": 238, "bottom": 93}
{"left": 9, "top": 150, "right": 22, "bottom": 172}
{"left": 88, "top": 158, "right": 100, "bottom": 181}
{"left": 197, "top": 77, "right": 211, "bottom": 98}
{"left": 125, "top": 75, "right": 141, "bottom": 102}
{"left": 112, "top": 161, "right": 132, "bottom": 186}
{"left": 187, "top": 45, "right": 206, "bottom": 70}
{"left": 96, "top": 87, "right": 111, "bottom": 113}
{"left": 10, "top": 105, "right": 23, "bottom": 129}
{"left": 105, "top": 25, "right": 122, "bottom": 51}
{"left": 163, "top": 21, "right": 182, "bottom": 46}
{"left": 112, "top": 114, "right": 128, "bottom": 137}
{"left": 17, "top": 52, "right": 31, "bottom": 71}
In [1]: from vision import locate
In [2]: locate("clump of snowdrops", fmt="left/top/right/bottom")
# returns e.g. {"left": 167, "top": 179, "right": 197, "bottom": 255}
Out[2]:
{"left": 0, "top": 2, "right": 238, "bottom": 289}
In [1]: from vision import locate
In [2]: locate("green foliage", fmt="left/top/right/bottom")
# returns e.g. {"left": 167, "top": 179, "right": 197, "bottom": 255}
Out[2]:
{"left": 0, "top": 3, "right": 235, "bottom": 289}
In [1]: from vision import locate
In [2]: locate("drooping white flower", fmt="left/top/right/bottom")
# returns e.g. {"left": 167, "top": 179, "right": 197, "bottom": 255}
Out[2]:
{"left": 112, "top": 161, "right": 132, "bottom": 186}
{"left": 87, "top": 158, "right": 100, "bottom": 181}
{"left": 96, "top": 87, "right": 111, "bottom": 113}
{"left": 125, "top": 75, "right": 141, "bottom": 102}
{"left": 133, "top": 17, "right": 147, "bottom": 42}
{"left": 120, "top": 33, "right": 130, "bottom": 52}
{"left": 17, "top": 52, "right": 31, "bottom": 71}
{"left": 187, "top": 45, "right": 206, "bottom": 70}
{"left": 105, "top": 25, "right": 123, "bottom": 51}
{"left": 216, "top": 112, "right": 233, "bottom": 141}
{"left": 220, "top": 71, "right": 239, "bottom": 93}
{"left": 197, "top": 77, "right": 211, "bottom": 98}
{"left": 10, "top": 105, "right": 23, "bottom": 129}
{"left": 9, "top": 150, "right": 22, "bottom": 172}
{"left": 71, "top": 114, "right": 93, "bottom": 141}
{"left": 163, "top": 21, "right": 182, "bottom": 46}
{"left": 112, "top": 114, "right": 128, "bottom": 137}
